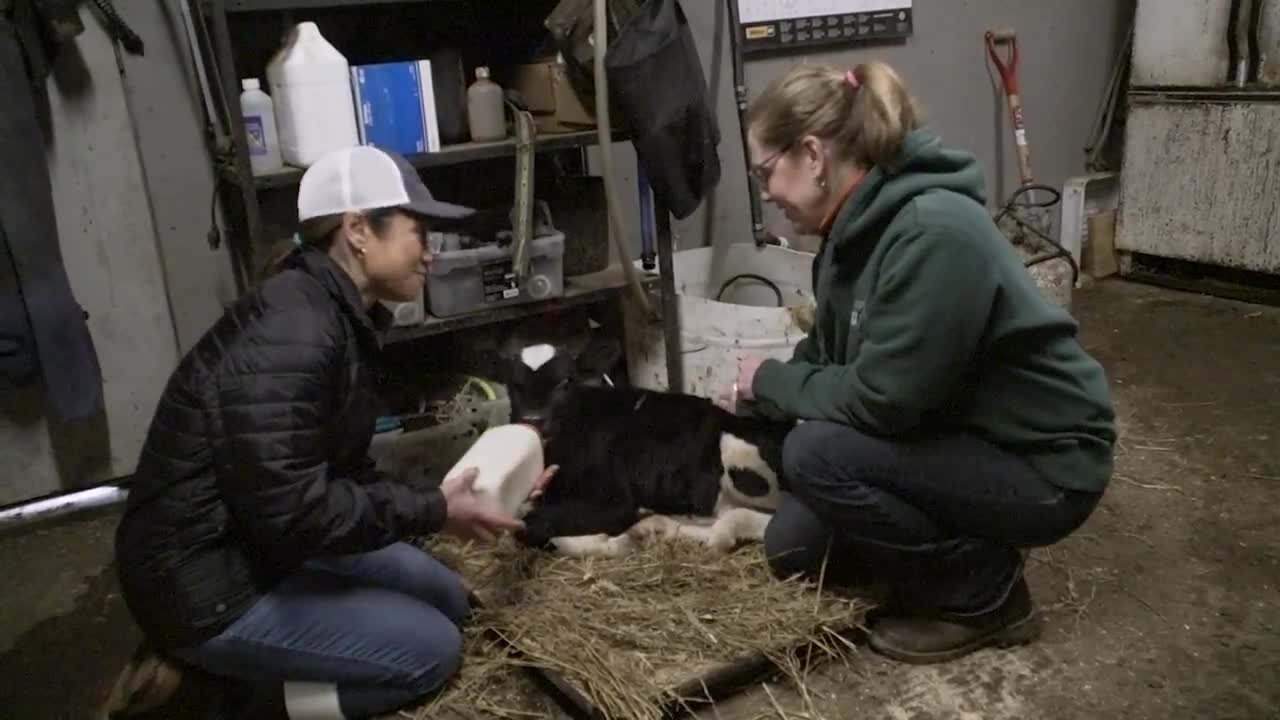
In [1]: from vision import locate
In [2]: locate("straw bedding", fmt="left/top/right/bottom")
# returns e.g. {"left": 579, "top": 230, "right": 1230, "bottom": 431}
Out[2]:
{"left": 399, "top": 532, "right": 873, "bottom": 720}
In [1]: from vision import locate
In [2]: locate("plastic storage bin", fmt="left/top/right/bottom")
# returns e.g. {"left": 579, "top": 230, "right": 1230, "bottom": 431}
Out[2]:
{"left": 426, "top": 230, "right": 565, "bottom": 317}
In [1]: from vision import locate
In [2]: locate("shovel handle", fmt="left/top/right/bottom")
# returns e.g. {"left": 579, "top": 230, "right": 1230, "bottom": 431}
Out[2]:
{"left": 986, "top": 29, "right": 1034, "bottom": 188}
{"left": 985, "top": 29, "right": 1019, "bottom": 95}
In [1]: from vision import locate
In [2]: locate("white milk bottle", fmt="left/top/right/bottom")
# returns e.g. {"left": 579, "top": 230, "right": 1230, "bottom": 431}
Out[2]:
{"left": 265, "top": 21, "right": 359, "bottom": 167}
{"left": 239, "top": 78, "right": 283, "bottom": 175}
{"left": 444, "top": 424, "right": 544, "bottom": 517}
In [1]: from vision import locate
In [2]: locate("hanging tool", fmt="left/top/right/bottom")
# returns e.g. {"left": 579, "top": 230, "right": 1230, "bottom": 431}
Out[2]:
{"left": 984, "top": 27, "right": 1078, "bottom": 285}
{"left": 511, "top": 106, "right": 537, "bottom": 279}
{"left": 985, "top": 29, "right": 1037, "bottom": 198}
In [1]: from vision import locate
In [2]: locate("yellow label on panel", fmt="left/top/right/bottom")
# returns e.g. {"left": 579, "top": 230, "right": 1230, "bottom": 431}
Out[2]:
{"left": 745, "top": 24, "right": 775, "bottom": 40}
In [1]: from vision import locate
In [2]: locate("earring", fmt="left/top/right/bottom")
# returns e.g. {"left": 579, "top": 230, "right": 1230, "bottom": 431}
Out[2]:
{"left": 816, "top": 176, "right": 828, "bottom": 190}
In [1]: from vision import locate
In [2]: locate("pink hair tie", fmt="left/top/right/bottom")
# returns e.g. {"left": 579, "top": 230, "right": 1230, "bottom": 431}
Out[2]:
{"left": 845, "top": 68, "right": 861, "bottom": 89}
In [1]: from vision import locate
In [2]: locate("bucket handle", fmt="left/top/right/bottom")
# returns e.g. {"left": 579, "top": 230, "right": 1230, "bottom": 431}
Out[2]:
{"left": 715, "top": 273, "right": 784, "bottom": 307}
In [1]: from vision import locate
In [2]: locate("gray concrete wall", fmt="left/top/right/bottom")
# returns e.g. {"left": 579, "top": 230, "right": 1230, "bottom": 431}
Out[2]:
{"left": 0, "top": 2, "right": 237, "bottom": 506}
{"left": 1131, "top": 0, "right": 1280, "bottom": 87}
{"left": 1, "top": 6, "right": 180, "bottom": 504}
{"left": 599, "top": 0, "right": 1134, "bottom": 254}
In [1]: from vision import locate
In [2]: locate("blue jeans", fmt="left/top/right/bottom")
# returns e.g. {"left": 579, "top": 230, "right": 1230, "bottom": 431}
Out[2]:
{"left": 765, "top": 422, "right": 1100, "bottom": 615}
{"left": 173, "top": 542, "right": 469, "bottom": 718}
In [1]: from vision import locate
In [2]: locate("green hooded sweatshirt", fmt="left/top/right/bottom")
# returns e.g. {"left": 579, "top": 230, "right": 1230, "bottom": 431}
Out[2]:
{"left": 750, "top": 129, "right": 1116, "bottom": 493}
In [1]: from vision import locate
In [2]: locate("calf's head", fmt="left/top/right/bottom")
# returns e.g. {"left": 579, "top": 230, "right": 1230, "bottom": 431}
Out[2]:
{"left": 501, "top": 338, "right": 621, "bottom": 432}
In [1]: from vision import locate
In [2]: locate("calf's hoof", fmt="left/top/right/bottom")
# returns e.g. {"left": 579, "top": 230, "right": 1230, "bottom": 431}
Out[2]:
{"left": 626, "top": 515, "right": 681, "bottom": 541}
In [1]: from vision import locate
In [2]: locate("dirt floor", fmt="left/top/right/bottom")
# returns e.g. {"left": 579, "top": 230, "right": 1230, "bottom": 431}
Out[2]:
{"left": 0, "top": 277, "right": 1277, "bottom": 720}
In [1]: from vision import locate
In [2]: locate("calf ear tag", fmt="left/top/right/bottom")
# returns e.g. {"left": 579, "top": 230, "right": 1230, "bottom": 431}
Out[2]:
{"left": 521, "top": 344, "right": 557, "bottom": 371}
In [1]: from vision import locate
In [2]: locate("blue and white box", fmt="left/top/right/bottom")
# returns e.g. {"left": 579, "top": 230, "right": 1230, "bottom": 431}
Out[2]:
{"left": 351, "top": 60, "right": 442, "bottom": 155}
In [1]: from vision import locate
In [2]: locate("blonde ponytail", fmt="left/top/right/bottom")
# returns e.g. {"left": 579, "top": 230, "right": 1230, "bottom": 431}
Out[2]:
{"left": 746, "top": 61, "right": 920, "bottom": 169}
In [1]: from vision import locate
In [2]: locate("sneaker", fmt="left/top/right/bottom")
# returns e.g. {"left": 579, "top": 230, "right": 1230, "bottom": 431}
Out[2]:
{"left": 867, "top": 575, "right": 1042, "bottom": 665}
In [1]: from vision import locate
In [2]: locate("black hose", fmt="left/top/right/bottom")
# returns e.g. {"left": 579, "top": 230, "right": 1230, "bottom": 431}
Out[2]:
{"left": 1228, "top": 0, "right": 1244, "bottom": 83}
{"left": 1247, "top": 0, "right": 1264, "bottom": 83}
{"left": 91, "top": 0, "right": 144, "bottom": 55}
{"left": 715, "top": 273, "right": 784, "bottom": 306}
{"left": 992, "top": 183, "right": 1080, "bottom": 287}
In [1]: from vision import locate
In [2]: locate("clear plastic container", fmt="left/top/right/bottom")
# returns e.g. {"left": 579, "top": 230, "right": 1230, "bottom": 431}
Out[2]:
{"left": 239, "top": 78, "right": 283, "bottom": 175}
{"left": 467, "top": 66, "right": 507, "bottom": 142}
{"left": 265, "top": 22, "right": 359, "bottom": 167}
{"left": 445, "top": 424, "right": 544, "bottom": 517}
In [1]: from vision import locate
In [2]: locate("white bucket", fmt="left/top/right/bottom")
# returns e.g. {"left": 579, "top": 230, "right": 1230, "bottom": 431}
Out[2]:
{"left": 625, "top": 244, "right": 816, "bottom": 398}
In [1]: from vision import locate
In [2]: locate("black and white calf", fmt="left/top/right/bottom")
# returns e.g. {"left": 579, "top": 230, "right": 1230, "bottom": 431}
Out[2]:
{"left": 502, "top": 342, "right": 796, "bottom": 558}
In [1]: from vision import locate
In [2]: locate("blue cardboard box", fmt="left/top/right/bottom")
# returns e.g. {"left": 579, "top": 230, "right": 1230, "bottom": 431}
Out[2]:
{"left": 351, "top": 61, "right": 441, "bottom": 155}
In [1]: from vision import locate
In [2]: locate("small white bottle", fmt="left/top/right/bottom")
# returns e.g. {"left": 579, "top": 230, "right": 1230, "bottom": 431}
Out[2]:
{"left": 444, "top": 424, "right": 543, "bottom": 517}
{"left": 467, "top": 66, "right": 507, "bottom": 142}
{"left": 239, "top": 78, "right": 283, "bottom": 175}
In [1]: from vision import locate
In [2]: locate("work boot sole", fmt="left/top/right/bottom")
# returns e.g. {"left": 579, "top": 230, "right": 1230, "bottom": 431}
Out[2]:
{"left": 868, "top": 610, "right": 1043, "bottom": 666}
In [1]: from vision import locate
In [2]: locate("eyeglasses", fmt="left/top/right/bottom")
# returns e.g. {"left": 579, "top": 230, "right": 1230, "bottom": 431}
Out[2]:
{"left": 749, "top": 143, "right": 792, "bottom": 185}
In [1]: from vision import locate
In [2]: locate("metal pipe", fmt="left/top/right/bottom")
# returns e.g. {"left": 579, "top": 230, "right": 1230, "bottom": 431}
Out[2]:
{"left": 655, "top": 206, "right": 683, "bottom": 392}
{"left": 725, "top": 0, "right": 778, "bottom": 247}
{"left": 1247, "top": 0, "right": 1264, "bottom": 84}
{"left": 0, "top": 485, "right": 129, "bottom": 532}
{"left": 1228, "top": 0, "right": 1244, "bottom": 85}
{"left": 638, "top": 164, "right": 656, "bottom": 271}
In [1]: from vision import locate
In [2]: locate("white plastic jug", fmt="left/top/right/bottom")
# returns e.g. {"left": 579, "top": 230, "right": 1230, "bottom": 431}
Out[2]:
{"left": 265, "top": 22, "right": 359, "bottom": 167}
{"left": 239, "top": 78, "right": 283, "bottom": 175}
{"left": 443, "top": 424, "right": 543, "bottom": 518}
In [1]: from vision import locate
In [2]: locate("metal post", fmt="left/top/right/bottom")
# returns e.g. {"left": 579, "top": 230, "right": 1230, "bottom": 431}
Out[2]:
{"left": 655, "top": 205, "right": 682, "bottom": 393}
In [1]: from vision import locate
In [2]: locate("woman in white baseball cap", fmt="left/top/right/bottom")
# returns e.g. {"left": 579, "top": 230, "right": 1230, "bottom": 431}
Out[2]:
{"left": 108, "top": 145, "right": 556, "bottom": 720}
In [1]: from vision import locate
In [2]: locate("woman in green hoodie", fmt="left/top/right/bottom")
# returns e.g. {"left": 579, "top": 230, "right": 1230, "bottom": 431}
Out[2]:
{"left": 729, "top": 62, "right": 1116, "bottom": 665}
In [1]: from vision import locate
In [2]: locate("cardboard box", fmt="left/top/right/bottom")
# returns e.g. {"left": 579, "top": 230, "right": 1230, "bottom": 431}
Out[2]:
{"left": 351, "top": 60, "right": 442, "bottom": 154}
{"left": 511, "top": 59, "right": 596, "bottom": 133}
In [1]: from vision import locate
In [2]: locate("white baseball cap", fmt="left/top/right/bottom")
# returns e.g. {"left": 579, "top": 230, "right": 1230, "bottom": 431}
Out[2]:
{"left": 297, "top": 145, "right": 474, "bottom": 222}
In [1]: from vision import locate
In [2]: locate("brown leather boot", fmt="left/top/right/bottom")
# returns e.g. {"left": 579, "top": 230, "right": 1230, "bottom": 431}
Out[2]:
{"left": 868, "top": 575, "right": 1042, "bottom": 665}
{"left": 101, "top": 643, "right": 185, "bottom": 718}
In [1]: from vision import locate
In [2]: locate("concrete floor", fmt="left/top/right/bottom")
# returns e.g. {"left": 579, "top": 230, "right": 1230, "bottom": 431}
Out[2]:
{"left": 0, "top": 278, "right": 1277, "bottom": 720}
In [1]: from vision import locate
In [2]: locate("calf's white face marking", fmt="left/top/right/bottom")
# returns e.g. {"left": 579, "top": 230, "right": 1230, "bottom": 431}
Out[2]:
{"left": 719, "top": 433, "right": 782, "bottom": 512}
{"left": 521, "top": 343, "right": 557, "bottom": 371}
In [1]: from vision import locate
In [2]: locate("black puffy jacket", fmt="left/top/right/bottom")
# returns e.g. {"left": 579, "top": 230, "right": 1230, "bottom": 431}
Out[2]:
{"left": 114, "top": 248, "right": 446, "bottom": 650}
